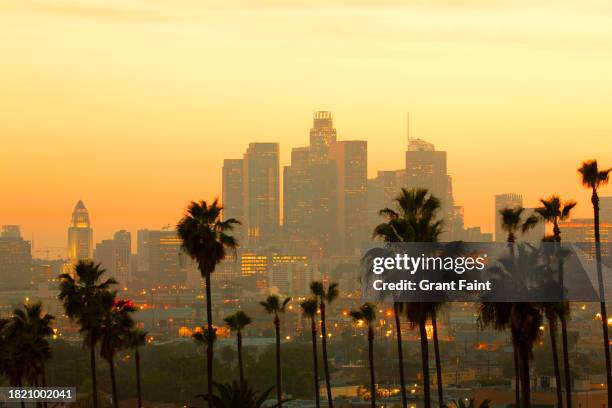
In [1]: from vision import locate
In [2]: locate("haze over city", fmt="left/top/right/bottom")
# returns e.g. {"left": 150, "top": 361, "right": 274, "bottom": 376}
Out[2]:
{"left": 2, "top": 0, "right": 612, "bottom": 252}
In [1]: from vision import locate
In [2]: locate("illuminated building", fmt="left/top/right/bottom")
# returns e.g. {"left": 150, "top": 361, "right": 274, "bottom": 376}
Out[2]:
{"left": 269, "top": 254, "right": 310, "bottom": 296}
{"left": 0, "top": 225, "right": 33, "bottom": 290}
{"left": 329, "top": 140, "right": 368, "bottom": 255}
{"left": 309, "top": 111, "right": 337, "bottom": 164}
{"left": 67, "top": 200, "right": 93, "bottom": 262}
{"left": 240, "top": 252, "right": 268, "bottom": 289}
{"left": 95, "top": 230, "right": 131, "bottom": 285}
{"left": 243, "top": 143, "right": 280, "bottom": 246}
{"left": 283, "top": 147, "right": 313, "bottom": 246}
{"left": 136, "top": 229, "right": 192, "bottom": 287}
{"left": 222, "top": 158, "right": 244, "bottom": 240}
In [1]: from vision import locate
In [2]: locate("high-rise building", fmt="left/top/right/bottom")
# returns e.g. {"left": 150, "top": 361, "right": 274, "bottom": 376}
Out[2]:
{"left": 269, "top": 254, "right": 310, "bottom": 296}
{"left": 243, "top": 143, "right": 280, "bottom": 246}
{"left": 0, "top": 225, "right": 32, "bottom": 290}
{"left": 329, "top": 140, "right": 368, "bottom": 254}
{"left": 222, "top": 159, "right": 245, "bottom": 240}
{"left": 95, "top": 230, "right": 131, "bottom": 286}
{"left": 559, "top": 218, "right": 612, "bottom": 259}
{"left": 136, "top": 229, "right": 192, "bottom": 287}
{"left": 309, "top": 111, "right": 337, "bottom": 164}
{"left": 67, "top": 200, "right": 93, "bottom": 262}
{"left": 367, "top": 170, "right": 405, "bottom": 229}
{"left": 283, "top": 147, "right": 313, "bottom": 245}
{"left": 240, "top": 252, "right": 268, "bottom": 289}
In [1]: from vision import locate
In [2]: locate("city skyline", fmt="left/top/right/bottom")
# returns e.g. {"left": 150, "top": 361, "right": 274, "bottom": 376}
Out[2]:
{"left": 1, "top": 113, "right": 609, "bottom": 255}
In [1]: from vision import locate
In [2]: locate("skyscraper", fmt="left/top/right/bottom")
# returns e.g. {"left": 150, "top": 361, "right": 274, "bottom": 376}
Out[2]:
{"left": 367, "top": 170, "right": 405, "bottom": 229}
{"left": 243, "top": 143, "right": 280, "bottom": 246}
{"left": 329, "top": 140, "right": 368, "bottom": 254}
{"left": 309, "top": 111, "right": 337, "bottom": 164}
{"left": 222, "top": 159, "right": 244, "bottom": 223}
{"left": 67, "top": 200, "right": 93, "bottom": 262}
{"left": 95, "top": 230, "right": 131, "bottom": 285}
{"left": 0, "top": 225, "right": 32, "bottom": 290}
{"left": 136, "top": 229, "right": 192, "bottom": 287}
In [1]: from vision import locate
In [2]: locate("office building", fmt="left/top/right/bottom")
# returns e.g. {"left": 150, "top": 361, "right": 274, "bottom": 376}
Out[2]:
{"left": 95, "top": 230, "right": 131, "bottom": 285}
{"left": 222, "top": 159, "right": 245, "bottom": 240}
{"left": 309, "top": 111, "right": 337, "bottom": 164}
{"left": 329, "top": 140, "right": 368, "bottom": 254}
{"left": 494, "top": 194, "right": 524, "bottom": 242}
{"left": 243, "top": 143, "right": 280, "bottom": 246}
{"left": 0, "top": 225, "right": 33, "bottom": 290}
{"left": 137, "top": 229, "right": 191, "bottom": 287}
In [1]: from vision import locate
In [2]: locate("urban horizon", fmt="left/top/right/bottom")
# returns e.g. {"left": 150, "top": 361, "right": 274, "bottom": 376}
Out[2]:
{"left": 2, "top": 110, "right": 608, "bottom": 257}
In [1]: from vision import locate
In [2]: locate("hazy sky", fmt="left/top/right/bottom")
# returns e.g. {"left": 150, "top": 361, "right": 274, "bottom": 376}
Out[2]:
{"left": 1, "top": 0, "right": 612, "bottom": 256}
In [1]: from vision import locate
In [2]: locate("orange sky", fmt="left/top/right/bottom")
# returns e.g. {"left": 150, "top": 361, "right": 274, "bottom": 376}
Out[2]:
{"left": 1, "top": 0, "right": 611, "bottom": 256}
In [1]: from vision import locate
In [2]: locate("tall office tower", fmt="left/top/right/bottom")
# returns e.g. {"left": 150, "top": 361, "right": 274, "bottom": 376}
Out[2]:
{"left": 559, "top": 218, "right": 612, "bottom": 259}
{"left": 601, "top": 196, "right": 612, "bottom": 223}
{"left": 309, "top": 111, "right": 337, "bottom": 164}
{"left": 243, "top": 143, "right": 280, "bottom": 246}
{"left": 329, "top": 140, "right": 368, "bottom": 254}
{"left": 367, "top": 170, "right": 405, "bottom": 229}
{"left": 136, "top": 229, "right": 191, "bottom": 287}
{"left": 95, "top": 230, "right": 131, "bottom": 286}
{"left": 67, "top": 200, "right": 93, "bottom": 262}
{"left": 0, "top": 225, "right": 33, "bottom": 290}
{"left": 283, "top": 147, "right": 313, "bottom": 245}
{"left": 405, "top": 139, "right": 452, "bottom": 208}
{"left": 222, "top": 159, "right": 245, "bottom": 241}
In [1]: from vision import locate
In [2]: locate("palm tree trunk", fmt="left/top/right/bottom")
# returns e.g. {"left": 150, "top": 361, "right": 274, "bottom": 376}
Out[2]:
{"left": 592, "top": 191, "right": 612, "bottom": 408}
{"left": 135, "top": 348, "right": 143, "bottom": 408}
{"left": 512, "top": 331, "right": 521, "bottom": 408}
{"left": 310, "top": 319, "right": 321, "bottom": 408}
{"left": 547, "top": 315, "right": 563, "bottom": 408}
{"left": 237, "top": 330, "right": 244, "bottom": 385}
{"left": 108, "top": 357, "right": 119, "bottom": 408}
{"left": 560, "top": 314, "right": 572, "bottom": 408}
{"left": 204, "top": 272, "right": 214, "bottom": 406}
{"left": 368, "top": 327, "right": 376, "bottom": 408}
{"left": 394, "top": 303, "right": 408, "bottom": 408}
{"left": 519, "top": 347, "right": 531, "bottom": 408}
{"left": 320, "top": 303, "right": 333, "bottom": 408}
{"left": 557, "top": 248, "right": 572, "bottom": 408}
{"left": 274, "top": 316, "right": 282, "bottom": 404}
{"left": 89, "top": 338, "right": 99, "bottom": 408}
{"left": 419, "top": 319, "right": 431, "bottom": 408}
{"left": 431, "top": 312, "right": 444, "bottom": 407}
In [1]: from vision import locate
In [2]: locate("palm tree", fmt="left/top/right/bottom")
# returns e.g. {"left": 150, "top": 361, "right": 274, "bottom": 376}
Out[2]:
{"left": 177, "top": 199, "right": 240, "bottom": 403}
{"left": 497, "top": 205, "right": 540, "bottom": 408}
{"left": 479, "top": 244, "right": 544, "bottom": 408}
{"left": 300, "top": 298, "right": 321, "bottom": 408}
{"left": 536, "top": 195, "right": 576, "bottom": 408}
{"left": 406, "top": 303, "right": 434, "bottom": 408}
{"left": 374, "top": 187, "right": 444, "bottom": 408}
{"left": 260, "top": 295, "right": 291, "bottom": 403}
{"left": 542, "top": 301, "right": 564, "bottom": 408}
{"left": 392, "top": 302, "right": 408, "bottom": 408}
{"left": 58, "top": 261, "right": 117, "bottom": 408}
{"left": 578, "top": 159, "right": 612, "bottom": 408}
{"left": 310, "top": 280, "right": 338, "bottom": 408}
{"left": 199, "top": 381, "right": 288, "bottom": 408}
{"left": 100, "top": 296, "right": 137, "bottom": 408}
{"left": 349, "top": 303, "right": 377, "bottom": 408}
{"left": 126, "top": 329, "right": 148, "bottom": 408}
{"left": 224, "top": 311, "right": 252, "bottom": 385}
